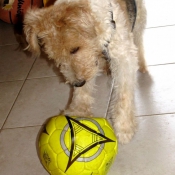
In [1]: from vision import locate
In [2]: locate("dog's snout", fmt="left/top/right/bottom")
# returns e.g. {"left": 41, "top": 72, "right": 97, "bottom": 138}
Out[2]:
{"left": 73, "top": 80, "right": 86, "bottom": 87}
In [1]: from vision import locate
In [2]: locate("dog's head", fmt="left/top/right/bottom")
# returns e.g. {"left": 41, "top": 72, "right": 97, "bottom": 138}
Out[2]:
{"left": 24, "top": 1, "right": 103, "bottom": 87}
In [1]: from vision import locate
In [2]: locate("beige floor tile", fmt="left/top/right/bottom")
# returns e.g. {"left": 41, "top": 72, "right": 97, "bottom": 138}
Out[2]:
{"left": 145, "top": 0, "right": 175, "bottom": 28}
{"left": 135, "top": 64, "right": 175, "bottom": 116}
{"left": 0, "top": 44, "right": 35, "bottom": 82}
{"left": 0, "top": 126, "right": 48, "bottom": 175}
{"left": 108, "top": 114, "right": 175, "bottom": 175}
{"left": 4, "top": 77, "right": 69, "bottom": 128}
{"left": 4, "top": 75, "right": 111, "bottom": 128}
{"left": 144, "top": 26, "right": 175, "bottom": 66}
{"left": 0, "top": 21, "right": 17, "bottom": 46}
{"left": 28, "top": 54, "right": 58, "bottom": 79}
{"left": 0, "top": 81, "right": 23, "bottom": 128}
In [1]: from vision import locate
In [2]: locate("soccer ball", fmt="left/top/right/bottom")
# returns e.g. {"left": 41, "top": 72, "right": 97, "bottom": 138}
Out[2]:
{"left": 39, "top": 115, "right": 118, "bottom": 175}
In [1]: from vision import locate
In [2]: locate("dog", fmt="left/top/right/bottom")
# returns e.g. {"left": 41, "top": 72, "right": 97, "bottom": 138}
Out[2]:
{"left": 23, "top": 0, "right": 147, "bottom": 144}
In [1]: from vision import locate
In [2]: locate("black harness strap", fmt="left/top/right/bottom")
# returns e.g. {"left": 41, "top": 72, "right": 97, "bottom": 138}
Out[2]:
{"left": 124, "top": 0, "right": 137, "bottom": 32}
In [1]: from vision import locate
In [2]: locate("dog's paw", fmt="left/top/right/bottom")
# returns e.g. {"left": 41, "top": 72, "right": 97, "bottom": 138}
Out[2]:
{"left": 138, "top": 61, "right": 148, "bottom": 73}
{"left": 117, "top": 130, "right": 135, "bottom": 144}
{"left": 139, "top": 66, "right": 147, "bottom": 73}
{"left": 113, "top": 119, "right": 137, "bottom": 144}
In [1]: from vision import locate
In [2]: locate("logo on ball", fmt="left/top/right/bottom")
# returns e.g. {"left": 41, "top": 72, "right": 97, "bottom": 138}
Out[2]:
{"left": 60, "top": 116, "right": 115, "bottom": 172}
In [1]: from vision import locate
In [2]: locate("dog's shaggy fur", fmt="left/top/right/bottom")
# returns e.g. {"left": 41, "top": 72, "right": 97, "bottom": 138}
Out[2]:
{"left": 23, "top": 0, "right": 147, "bottom": 144}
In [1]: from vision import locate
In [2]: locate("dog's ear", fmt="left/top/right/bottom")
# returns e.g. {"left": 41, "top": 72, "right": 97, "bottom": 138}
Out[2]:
{"left": 23, "top": 9, "right": 42, "bottom": 57}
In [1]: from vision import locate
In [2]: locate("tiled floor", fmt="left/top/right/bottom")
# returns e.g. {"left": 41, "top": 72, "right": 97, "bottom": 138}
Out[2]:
{"left": 0, "top": 0, "right": 175, "bottom": 174}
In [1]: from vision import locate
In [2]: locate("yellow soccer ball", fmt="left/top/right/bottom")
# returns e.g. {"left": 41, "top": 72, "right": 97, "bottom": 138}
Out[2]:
{"left": 39, "top": 115, "right": 118, "bottom": 175}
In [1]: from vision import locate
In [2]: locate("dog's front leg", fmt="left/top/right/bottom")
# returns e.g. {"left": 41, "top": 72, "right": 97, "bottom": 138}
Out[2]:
{"left": 64, "top": 78, "right": 96, "bottom": 117}
{"left": 108, "top": 34, "right": 138, "bottom": 144}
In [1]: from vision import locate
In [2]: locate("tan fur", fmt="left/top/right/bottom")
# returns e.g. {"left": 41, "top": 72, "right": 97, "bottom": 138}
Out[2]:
{"left": 24, "top": 0, "right": 147, "bottom": 144}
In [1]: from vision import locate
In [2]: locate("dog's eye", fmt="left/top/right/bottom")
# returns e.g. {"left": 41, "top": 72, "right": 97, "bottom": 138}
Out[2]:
{"left": 70, "top": 47, "right": 80, "bottom": 54}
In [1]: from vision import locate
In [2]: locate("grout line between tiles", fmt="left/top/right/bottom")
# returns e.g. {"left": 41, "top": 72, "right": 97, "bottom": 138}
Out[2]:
{"left": 0, "top": 79, "right": 24, "bottom": 84}
{"left": 1, "top": 57, "right": 38, "bottom": 130}
{"left": 146, "top": 24, "right": 175, "bottom": 29}
{"left": 136, "top": 112, "right": 175, "bottom": 117}
{"left": 107, "top": 112, "right": 175, "bottom": 121}
{"left": 147, "top": 63, "right": 175, "bottom": 67}
{"left": 2, "top": 124, "right": 43, "bottom": 131}
{"left": 0, "top": 75, "right": 59, "bottom": 84}
{"left": 27, "top": 75, "right": 58, "bottom": 80}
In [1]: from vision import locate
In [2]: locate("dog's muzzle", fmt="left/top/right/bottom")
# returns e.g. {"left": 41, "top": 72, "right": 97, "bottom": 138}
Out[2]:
{"left": 73, "top": 80, "right": 86, "bottom": 87}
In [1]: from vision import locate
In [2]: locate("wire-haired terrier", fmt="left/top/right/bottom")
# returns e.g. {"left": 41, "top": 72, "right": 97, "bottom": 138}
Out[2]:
{"left": 24, "top": 0, "right": 147, "bottom": 144}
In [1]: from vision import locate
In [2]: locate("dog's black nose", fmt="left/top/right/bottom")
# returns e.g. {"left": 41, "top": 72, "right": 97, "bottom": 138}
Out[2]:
{"left": 73, "top": 80, "right": 86, "bottom": 87}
